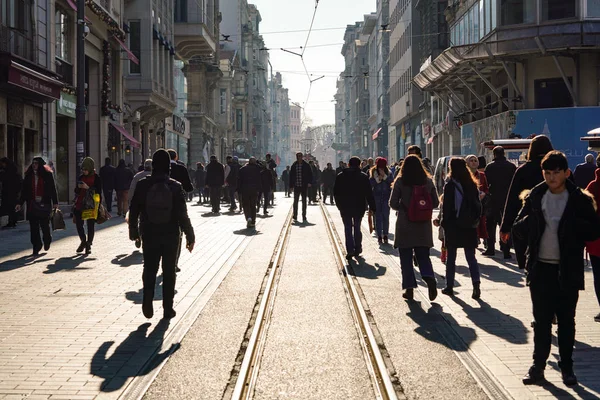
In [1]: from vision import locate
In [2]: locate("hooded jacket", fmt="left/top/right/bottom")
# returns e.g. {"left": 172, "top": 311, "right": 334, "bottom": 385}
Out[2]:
{"left": 512, "top": 179, "right": 600, "bottom": 290}
{"left": 334, "top": 167, "right": 376, "bottom": 216}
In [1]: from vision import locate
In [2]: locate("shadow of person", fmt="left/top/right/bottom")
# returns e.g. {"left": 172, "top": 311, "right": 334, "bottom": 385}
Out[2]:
{"left": 348, "top": 259, "right": 386, "bottom": 279}
{"left": 545, "top": 338, "right": 600, "bottom": 395}
{"left": 450, "top": 297, "right": 528, "bottom": 344}
{"left": 406, "top": 301, "right": 477, "bottom": 352}
{"left": 44, "top": 255, "right": 95, "bottom": 274}
{"left": 0, "top": 254, "right": 53, "bottom": 272}
{"left": 91, "top": 320, "right": 179, "bottom": 392}
{"left": 297, "top": 221, "right": 316, "bottom": 228}
{"left": 455, "top": 261, "right": 525, "bottom": 288}
{"left": 112, "top": 251, "right": 143, "bottom": 267}
{"left": 233, "top": 228, "right": 263, "bottom": 236}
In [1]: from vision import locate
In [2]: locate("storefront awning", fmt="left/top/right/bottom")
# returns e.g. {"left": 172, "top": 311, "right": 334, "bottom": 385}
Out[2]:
{"left": 114, "top": 36, "right": 139, "bottom": 65}
{"left": 110, "top": 122, "right": 141, "bottom": 148}
{"left": 372, "top": 127, "right": 382, "bottom": 141}
{"left": 7, "top": 61, "right": 62, "bottom": 100}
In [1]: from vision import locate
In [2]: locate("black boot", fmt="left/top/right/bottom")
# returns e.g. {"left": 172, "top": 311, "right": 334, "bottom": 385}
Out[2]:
{"left": 423, "top": 276, "right": 438, "bottom": 301}
{"left": 559, "top": 362, "right": 578, "bottom": 386}
{"left": 402, "top": 288, "right": 414, "bottom": 300}
{"left": 472, "top": 282, "right": 481, "bottom": 300}
{"left": 522, "top": 364, "right": 545, "bottom": 385}
{"left": 76, "top": 242, "right": 86, "bottom": 253}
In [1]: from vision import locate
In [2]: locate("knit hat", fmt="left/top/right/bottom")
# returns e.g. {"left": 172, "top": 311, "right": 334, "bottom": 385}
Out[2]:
{"left": 376, "top": 158, "right": 387, "bottom": 169}
{"left": 152, "top": 149, "right": 171, "bottom": 174}
{"left": 82, "top": 157, "right": 95, "bottom": 172}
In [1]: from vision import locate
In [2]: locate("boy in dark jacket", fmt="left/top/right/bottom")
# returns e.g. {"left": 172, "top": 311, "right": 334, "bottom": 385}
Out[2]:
{"left": 514, "top": 151, "right": 600, "bottom": 386}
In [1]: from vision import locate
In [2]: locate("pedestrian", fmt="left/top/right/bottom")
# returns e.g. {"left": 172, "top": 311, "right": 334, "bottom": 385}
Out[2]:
{"left": 362, "top": 157, "right": 374, "bottom": 174}
{"left": 484, "top": 146, "right": 516, "bottom": 258}
{"left": 407, "top": 145, "right": 423, "bottom": 158}
{"left": 314, "top": 161, "right": 322, "bottom": 202}
{"left": 585, "top": 154, "right": 600, "bottom": 323}
{"left": 334, "top": 156, "right": 376, "bottom": 260}
{"left": 370, "top": 158, "right": 393, "bottom": 244}
{"left": 336, "top": 160, "right": 345, "bottom": 176}
{"left": 187, "top": 166, "right": 195, "bottom": 202}
{"left": 515, "top": 151, "right": 600, "bottom": 386}
{"left": 99, "top": 157, "right": 116, "bottom": 213}
{"left": 167, "top": 149, "right": 194, "bottom": 195}
{"left": 422, "top": 157, "right": 434, "bottom": 175}
{"left": 466, "top": 154, "right": 489, "bottom": 249}
{"left": 321, "top": 162, "right": 336, "bottom": 205}
{"left": 289, "top": 152, "right": 313, "bottom": 223}
{"left": 440, "top": 157, "right": 483, "bottom": 299}
{"left": 195, "top": 163, "right": 207, "bottom": 204}
{"left": 257, "top": 161, "right": 274, "bottom": 216}
{"left": 115, "top": 159, "right": 134, "bottom": 217}
{"left": 281, "top": 166, "right": 290, "bottom": 197}
{"left": 265, "top": 153, "right": 277, "bottom": 205}
{"left": 0, "top": 157, "right": 22, "bottom": 229}
{"left": 573, "top": 153, "right": 597, "bottom": 189}
{"left": 225, "top": 156, "right": 241, "bottom": 211}
{"left": 72, "top": 157, "right": 102, "bottom": 255}
{"left": 238, "top": 157, "right": 262, "bottom": 228}
{"left": 129, "top": 149, "right": 195, "bottom": 320}
{"left": 308, "top": 160, "right": 318, "bottom": 204}
{"left": 128, "top": 159, "right": 153, "bottom": 249}
{"left": 205, "top": 155, "right": 225, "bottom": 214}
{"left": 501, "top": 135, "right": 553, "bottom": 268}
{"left": 389, "top": 154, "right": 439, "bottom": 300}
{"left": 15, "top": 157, "right": 58, "bottom": 255}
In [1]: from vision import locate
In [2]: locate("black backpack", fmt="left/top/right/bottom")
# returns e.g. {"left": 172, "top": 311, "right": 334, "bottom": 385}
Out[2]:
{"left": 146, "top": 180, "right": 174, "bottom": 224}
{"left": 455, "top": 184, "right": 482, "bottom": 229}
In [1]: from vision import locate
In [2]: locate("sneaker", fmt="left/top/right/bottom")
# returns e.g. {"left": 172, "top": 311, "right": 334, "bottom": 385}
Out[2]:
{"left": 559, "top": 362, "right": 578, "bottom": 386}
{"left": 163, "top": 309, "right": 177, "bottom": 319}
{"left": 76, "top": 242, "right": 86, "bottom": 253}
{"left": 594, "top": 313, "right": 600, "bottom": 322}
{"left": 402, "top": 288, "right": 414, "bottom": 300}
{"left": 247, "top": 218, "right": 252, "bottom": 228}
{"left": 346, "top": 253, "right": 354, "bottom": 261}
{"left": 441, "top": 287, "right": 454, "bottom": 296}
{"left": 135, "top": 238, "right": 141, "bottom": 249}
{"left": 424, "top": 276, "right": 438, "bottom": 301}
{"left": 522, "top": 365, "right": 545, "bottom": 385}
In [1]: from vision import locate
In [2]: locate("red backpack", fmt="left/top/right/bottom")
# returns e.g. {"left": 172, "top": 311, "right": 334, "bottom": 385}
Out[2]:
{"left": 407, "top": 185, "right": 433, "bottom": 222}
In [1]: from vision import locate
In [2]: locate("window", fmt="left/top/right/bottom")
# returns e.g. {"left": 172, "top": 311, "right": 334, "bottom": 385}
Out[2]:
{"left": 588, "top": 0, "right": 600, "bottom": 16}
{"left": 236, "top": 109, "right": 243, "bottom": 131}
{"left": 491, "top": 0, "right": 497, "bottom": 29}
{"left": 501, "top": 0, "right": 535, "bottom": 25}
{"left": 55, "top": 8, "right": 70, "bottom": 60}
{"left": 485, "top": 0, "right": 492, "bottom": 35}
{"left": 542, "top": 0, "right": 576, "bottom": 20}
{"left": 175, "top": 0, "right": 187, "bottom": 22}
{"left": 480, "top": 0, "right": 486, "bottom": 38}
{"left": 129, "top": 20, "right": 141, "bottom": 74}
{"left": 473, "top": 3, "right": 481, "bottom": 42}
{"left": 535, "top": 78, "right": 574, "bottom": 108}
{"left": 220, "top": 89, "right": 227, "bottom": 114}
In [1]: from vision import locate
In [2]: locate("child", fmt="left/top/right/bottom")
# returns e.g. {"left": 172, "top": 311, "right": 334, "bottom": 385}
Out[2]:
{"left": 513, "top": 151, "right": 600, "bottom": 386}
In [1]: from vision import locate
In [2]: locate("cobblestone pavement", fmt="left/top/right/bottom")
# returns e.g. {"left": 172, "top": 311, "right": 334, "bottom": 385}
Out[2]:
{"left": 0, "top": 197, "right": 289, "bottom": 400}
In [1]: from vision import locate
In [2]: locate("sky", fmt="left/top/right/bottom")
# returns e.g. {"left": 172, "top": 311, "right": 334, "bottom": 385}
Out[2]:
{"left": 249, "top": 0, "right": 376, "bottom": 126}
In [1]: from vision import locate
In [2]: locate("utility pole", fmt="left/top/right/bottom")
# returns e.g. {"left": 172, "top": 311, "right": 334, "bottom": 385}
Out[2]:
{"left": 76, "top": 0, "right": 87, "bottom": 171}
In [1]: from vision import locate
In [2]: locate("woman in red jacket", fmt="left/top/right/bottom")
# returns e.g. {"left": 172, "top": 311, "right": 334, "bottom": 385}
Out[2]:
{"left": 585, "top": 158, "right": 600, "bottom": 323}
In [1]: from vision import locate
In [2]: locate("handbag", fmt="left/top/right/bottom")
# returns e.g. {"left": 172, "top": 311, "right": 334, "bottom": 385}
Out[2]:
{"left": 51, "top": 208, "right": 66, "bottom": 231}
{"left": 96, "top": 203, "right": 111, "bottom": 224}
{"left": 82, "top": 193, "right": 101, "bottom": 221}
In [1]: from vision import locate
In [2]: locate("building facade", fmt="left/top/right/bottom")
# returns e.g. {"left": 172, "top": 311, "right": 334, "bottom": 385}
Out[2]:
{"left": 289, "top": 103, "right": 302, "bottom": 155}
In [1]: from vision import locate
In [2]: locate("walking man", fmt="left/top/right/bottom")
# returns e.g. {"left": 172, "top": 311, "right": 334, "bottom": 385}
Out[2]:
{"left": 289, "top": 152, "right": 313, "bottom": 223}
{"left": 205, "top": 155, "right": 225, "bottom": 214}
{"left": 99, "top": 157, "right": 116, "bottom": 213}
{"left": 334, "top": 156, "right": 376, "bottom": 260}
{"left": 238, "top": 157, "right": 261, "bottom": 228}
{"left": 573, "top": 153, "right": 597, "bottom": 189}
{"left": 281, "top": 166, "right": 290, "bottom": 197}
{"left": 129, "top": 149, "right": 195, "bottom": 320}
{"left": 321, "top": 162, "right": 336, "bottom": 205}
{"left": 115, "top": 159, "right": 134, "bottom": 217}
{"left": 225, "top": 156, "right": 241, "bottom": 211}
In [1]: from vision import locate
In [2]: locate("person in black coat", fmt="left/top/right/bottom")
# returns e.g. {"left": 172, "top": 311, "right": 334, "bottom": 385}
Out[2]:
{"left": 289, "top": 152, "right": 313, "bottom": 223}
{"left": 99, "top": 157, "right": 116, "bottom": 212}
{"left": 321, "top": 163, "right": 336, "bottom": 205}
{"left": 115, "top": 159, "right": 134, "bottom": 216}
{"left": 225, "top": 156, "right": 241, "bottom": 211}
{"left": 501, "top": 135, "right": 553, "bottom": 268}
{"left": 573, "top": 154, "right": 597, "bottom": 189}
{"left": 195, "top": 163, "right": 207, "bottom": 204}
{"left": 0, "top": 157, "right": 22, "bottom": 228}
{"left": 167, "top": 149, "right": 194, "bottom": 194}
{"left": 281, "top": 166, "right": 290, "bottom": 197}
{"left": 205, "top": 155, "right": 225, "bottom": 214}
{"left": 484, "top": 146, "right": 517, "bottom": 257}
{"left": 129, "top": 149, "right": 195, "bottom": 320}
{"left": 16, "top": 157, "right": 58, "bottom": 255}
{"left": 334, "top": 156, "right": 376, "bottom": 260}
{"left": 238, "top": 157, "right": 262, "bottom": 228}
{"left": 257, "top": 162, "right": 274, "bottom": 215}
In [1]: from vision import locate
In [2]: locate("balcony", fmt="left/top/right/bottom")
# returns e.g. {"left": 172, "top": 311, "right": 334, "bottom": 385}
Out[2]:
{"left": 174, "top": 2, "right": 217, "bottom": 60}
{"left": 0, "top": 24, "right": 35, "bottom": 62}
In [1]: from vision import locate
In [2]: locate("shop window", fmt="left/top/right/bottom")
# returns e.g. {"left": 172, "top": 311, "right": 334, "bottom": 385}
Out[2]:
{"left": 542, "top": 0, "right": 576, "bottom": 21}
{"left": 129, "top": 20, "right": 141, "bottom": 74}
{"left": 588, "top": 0, "right": 600, "bottom": 17}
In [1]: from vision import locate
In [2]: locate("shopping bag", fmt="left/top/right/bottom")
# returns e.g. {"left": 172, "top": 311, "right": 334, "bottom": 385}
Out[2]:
{"left": 368, "top": 210, "right": 374, "bottom": 234}
{"left": 51, "top": 208, "right": 66, "bottom": 231}
{"left": 96, "top": 203, "right": 111, "bottom": 224}
{"left": 82, "top": 193, "right": 100, "bottom": 220}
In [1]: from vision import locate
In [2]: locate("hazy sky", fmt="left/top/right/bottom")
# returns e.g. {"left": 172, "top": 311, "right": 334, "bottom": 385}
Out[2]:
{"left": 248, "top": 0, "right": 375, "bottom": 126}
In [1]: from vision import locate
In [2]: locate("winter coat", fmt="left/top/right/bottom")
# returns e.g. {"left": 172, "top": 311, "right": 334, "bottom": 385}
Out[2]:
{"left": 336, "top": 166, "right": 344, "bottom": 175}
{"left": 573, "top": 161, "right": 597, "bottom": 189}
{"left": 170, "top": 161, "right": 194, "bottom": 192}
{"left": 73, "top": 173, "right": 102, "bottom": 211}
{"left": 440, "top": 180, "right": 479, "bottom": 249}
{"left": 0, "top": 160, "right": 22, "bottom": 216}
{"left": 195, "top": 169, "right": 206, "bottom": 188}
{"left": 369, "top": 168, "right": 393, "bottom": 202}
{"left": 99, "top": 163, "right": 116, "bottom": 191}
{"left": 128, "top": 170, "right": 152, "bottom": 203}
{"left": 484, "top": 156, "right": 516, "bottom": 219}
{"left": 585, "top": 168, "right": 600, "bottom": 257}
{"left": 333, "top": 167, "right": 376, "bottom": 216}
{"left": 205, "top": 160, "right": 225, "bottom": 188}
{"left": 281, "top": 169, "right": 290, "bottom": 183}
{"left": 475, "top": 170, "right": 489, "bottom": 240}
{"left": 18, "top": 167, "right": 58, "bottom": 216}
{"left": 501, "top": 158, "right": 544, "bottom": 233}
{"left": 115, "top": 161, "right": 134, "bottom": 191}
{"left": 226, "top": 162, "right": 241, "bottom": 188}
{"left": 512, "top": 180, "right": 600, "bottom": 290}
{"left": 289, "top": 161, "right": 313, "bottom": 189}
{"left": 321, "top": 167, "right": 337, "bottom": 187}
{"left": 260, "top": 166, "right": 274, "bottom": 192}
{"left": 238, "top": 163, "right": 262, "bottom": 192}
{"left": 389, "top": 177, "right": 439, "bottom": 249}
{"left": 129, "top": 173, "right": 195, "bottom": 242}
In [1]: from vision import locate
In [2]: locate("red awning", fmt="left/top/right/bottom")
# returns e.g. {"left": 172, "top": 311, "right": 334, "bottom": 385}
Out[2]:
{"left": 7, "top": 61, "right": 62, "bottom": 100}
{"left": 372, "top": 127, "right": 382, "bottom": 141}
{"left": 114, "top": 36, "right": 139, "bottom": 65}
{"left": 110, "top": 122, "right": 141, "bottom": 148}
{"left": 65, "top": 0, "right": 91, "bottom": 22}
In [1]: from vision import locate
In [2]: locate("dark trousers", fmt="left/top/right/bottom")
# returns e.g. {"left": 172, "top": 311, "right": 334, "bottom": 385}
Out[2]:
{"left": 293, "top": 186, "right": 308, "bottom": 219}
{"left": 323, "top": 186, "right": 334, "bottom": 204}
{"left": 142, "top": 235, "right": 178, "bottom": 312}
{"left": 283, "top": 182, "right": 289, "bottom": 196}
{"left": 29, "top": 215, "right": 51, "bottom": 250}
{"left": 445, "top": 247, "right": 480, "bottom": 288}
{"left": 103, "top": 189, "right": 114, "bottom": 212}
{"left": 229, "top": 186, "right": 237, "bottom": 210}
{"left": 530, "top": 263, "right": 579, "bottom": 368}
{"left": 589, "top": 255, "right": 600, "bottom": 307}
{"left": 399, "top": 247, "right": 435, "bottom": 289}
{"left": 209, "top": 187, "right": 221, "bottom": 212}
{"left": 342, "top": 213, "right": 363, "bottom": 254}
{"left": 486, "top": 213, "right": 511, "bottom": 255}
{"left": 257, "top": 190, "right": 270, "bottom": 213}
{"left": 242, "top": 189, "right": 258, "bottom": 223}
{"left": 74, "top": 209, "right": 95, "bottom": 245}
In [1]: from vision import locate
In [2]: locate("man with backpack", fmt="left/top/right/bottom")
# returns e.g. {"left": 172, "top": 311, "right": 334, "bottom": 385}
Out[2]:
{"left": 129, "top": 149, "right": 195, "bottom": 320}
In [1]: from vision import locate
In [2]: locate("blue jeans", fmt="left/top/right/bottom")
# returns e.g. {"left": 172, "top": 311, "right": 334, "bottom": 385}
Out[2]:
{"left": 375, "top": 200, "right": 390, "bottom": 237}
{"left": 399, "top": 247, "right": 435, "bottom": 289}
{"left": 446, "top": 247, "right": 480, "bottom": 288}
{"left": 590, "top": 255, "right": 600, "bottom": 307}
{"left": 342, "top": 213, "right": 363, "bottom": 254}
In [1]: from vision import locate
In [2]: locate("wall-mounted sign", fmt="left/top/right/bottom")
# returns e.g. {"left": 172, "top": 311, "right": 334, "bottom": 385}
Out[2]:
{"left": 172, "top": 114, "right": 186, "bottom": 134}
{"left": 7, "top": 63, "right": 61, "bottom": 100}
{"left": 57, "top": 92, "right": 76, "bottom": 118}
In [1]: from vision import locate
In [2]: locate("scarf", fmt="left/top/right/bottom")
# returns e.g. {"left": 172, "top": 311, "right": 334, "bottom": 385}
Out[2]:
{"left": 372, "top": 169, "right": 388, "bottom": 184}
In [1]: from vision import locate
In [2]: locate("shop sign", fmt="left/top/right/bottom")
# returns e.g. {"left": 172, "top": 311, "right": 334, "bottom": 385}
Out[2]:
{"left": 57, "top": 92, "right": 76, "bottom": 118}
{"left": 172, "top": 114, "right": 186, "bottom": 134}
{"left": 434, "top": 122, "right": 445, "bottom": 135}
{"left": 7, "top": 67, "right": 61, "bottom": 100}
